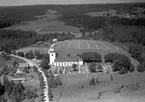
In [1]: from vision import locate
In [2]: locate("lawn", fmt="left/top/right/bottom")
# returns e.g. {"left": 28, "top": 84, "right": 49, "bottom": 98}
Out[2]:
{"left": 53, "top": 40, "right": 138, "bottom": 66}
{"left": 11, "top": 56, "right": 27, "bottom": 63}
{"left": 52, "top": 72, "right": 145, "bottom": 102}
{"left": 16, "top": 46, "right": 50, "bottom": 54}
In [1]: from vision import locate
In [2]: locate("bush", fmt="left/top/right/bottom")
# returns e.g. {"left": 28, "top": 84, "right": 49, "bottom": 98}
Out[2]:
{"left": 56, "top": 53, "right": 59, "bottom": 58}
{"left": 34, "top": 51, "right": 42, "bottom": 59}
{"left": 89, "top": 62, "right": 96, "bottom": 72}
{"left": 17, "top": 52, "right": 25, "bottom": 57}
{"left": 138, "top": 56, "right": 145, "bottom": 64}
{"left": 67, "top": 53, "right": 71, "bottom": 57}
{"left": 40, "top": 59, "right": 50, "bottom": 70}
{"left": 25, "top": 51, "right": 34, "bottom": 59}
{"left": 89, "top": 77, "right": 96, "bottom": 85}
{"left": 113, "top": 60, "right": 124, "bottom": 72}
{"left": 96, "top": 63, "right": 103, "bottom": 72}
{"left": 118, "top": 67, "right": 128, "bottom": 74}
{"left": 129, "top": 63, "right": 135, "bottom": 73}
{"left": 96, "top": 77, "right": 99, "bottom": 84}
{"left": 110, "top": 75, "right": 113, "bottom": 81}
{"left": 72, "top": 63, "right": 78, "bottom": 71}
{"left": 1, "top": 65, "right": 11, "bottom": 75}
{"left": 59, "top": 69, "right": 63, "bottom": 74}
{"left": 2, "top": 54, "right": 11, "bottom": 61}
{"left": 55, "top": 76, "right": 62, "bottom": 86}
{"left": 128, "top": 45, "right": 142, "bottom": 61}
{"left": 137, "top": 62, "right": 145, "bottom": 72}
{"left": 81, "top": 85, "right": 84, "bottom": 88}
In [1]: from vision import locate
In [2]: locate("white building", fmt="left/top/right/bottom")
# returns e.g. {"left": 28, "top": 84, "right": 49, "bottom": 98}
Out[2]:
{"left": 48, "top": 48, "right": 83, "bottom": 67}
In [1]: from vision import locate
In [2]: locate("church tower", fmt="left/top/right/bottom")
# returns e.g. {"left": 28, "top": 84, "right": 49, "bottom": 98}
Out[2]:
{"left": 48, "top": 48, "right": 56, "bottom": 65}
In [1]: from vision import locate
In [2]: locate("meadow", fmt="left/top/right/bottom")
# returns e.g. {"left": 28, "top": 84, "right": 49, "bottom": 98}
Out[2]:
{"left": 52, "top": 40, "right": 138, "bottom": 67}
{"left": 6, "top": 9, "right": 80, "bottom": 34}
{"left": 52, "top": 72, "right": 145, "bottom": 102}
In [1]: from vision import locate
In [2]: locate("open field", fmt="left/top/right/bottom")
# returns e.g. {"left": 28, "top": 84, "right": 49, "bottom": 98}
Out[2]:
{"left": 0, "top": 54, "right": 26, "bottom": 67}
{"left": 11, "top": 56, "right": 27, "bottom": 63}
{"left": 6, "top": 9, "right": 80, "bottom": 34}
{"left": 53, "top": 72, "right": 145, "bottom": 102}
{"left": 15, "top": 46, "right": 50, "bottom": 54}
{"left": 8, "top": 19, "right": 80, "bottom": 34}
{"left": 53, "top": 40, "right": 138, "bottom": 66}
{"left": 86, "top": 12, "right": 106, "bottom": 17}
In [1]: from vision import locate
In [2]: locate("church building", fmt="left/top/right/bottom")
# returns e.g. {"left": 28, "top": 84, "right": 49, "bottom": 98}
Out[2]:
{"left": 48, "top": 48, "right": 83, "bottom": 67}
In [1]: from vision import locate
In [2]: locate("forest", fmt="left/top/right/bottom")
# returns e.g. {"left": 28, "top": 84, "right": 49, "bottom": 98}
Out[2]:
{"left": 0, "top": 3, "right": 145, "bottom": 29}
{"left": 0, "top": 29, "right": 75, "bottom": 53}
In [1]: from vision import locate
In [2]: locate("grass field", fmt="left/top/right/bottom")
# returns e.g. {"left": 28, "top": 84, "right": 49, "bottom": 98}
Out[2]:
{"left": 16, "top": 46, "right": 50, "bottom": 54}
{"left": 7, "top": 10, "right": 80, "bottom": 34}
{"left": 9, "top": 19, "right": 80, "bottom": 34}
{"left": 53, "top": 72, "right": 145, "bottom": 102}
{"left": 11, "top": 56, "right": 27, "bottom": 63}
{"left": 52, "top": 40, "right": 138, "bottom": 66}
{"left": 86, "top": 12, "right": 105, "bottom": 17}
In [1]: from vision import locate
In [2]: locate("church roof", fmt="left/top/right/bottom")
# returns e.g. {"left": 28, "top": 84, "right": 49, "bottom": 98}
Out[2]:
{"left": 54, "top": 56, "right": 82, "bottom": 62}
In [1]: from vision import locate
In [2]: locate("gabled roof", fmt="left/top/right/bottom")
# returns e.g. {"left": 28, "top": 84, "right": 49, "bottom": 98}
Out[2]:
{"left": 10, "top": 75, "right": 26, "bottom": 81}
{"left": 19, "top": 63, "right": 28, "bottom": 68}
{"left": 55, "top": 56, "right": 82, "bottom": 62}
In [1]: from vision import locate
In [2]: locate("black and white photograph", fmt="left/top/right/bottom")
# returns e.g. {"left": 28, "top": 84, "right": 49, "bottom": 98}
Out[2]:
{"left": 0, "top": 0, "right": 145, "bottom": 102}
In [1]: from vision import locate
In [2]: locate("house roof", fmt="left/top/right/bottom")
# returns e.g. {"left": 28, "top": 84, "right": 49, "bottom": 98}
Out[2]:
{"left": 19, "top": 63, "right": 28, "bottom": 68}
{"left": 54, "top": 56, "right": 82, "bottom": 62}
{"left": 10, "top": 75, "right": 26, "bottom": 80}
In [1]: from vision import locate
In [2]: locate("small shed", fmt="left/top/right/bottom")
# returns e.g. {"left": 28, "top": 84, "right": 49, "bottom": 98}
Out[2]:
{"left": 52, "top": 38, "right": 58, "bottom": 43}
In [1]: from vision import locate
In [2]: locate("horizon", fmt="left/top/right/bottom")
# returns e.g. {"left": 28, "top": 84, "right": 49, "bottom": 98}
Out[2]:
{"left": 0, "top": 0, "right": 145, "bottom": 7}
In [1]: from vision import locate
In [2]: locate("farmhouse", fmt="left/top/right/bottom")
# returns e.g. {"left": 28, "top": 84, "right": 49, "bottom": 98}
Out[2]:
{"left": 48, "top": 48, "right": 83, "bottom": 67}
{"left": 16, "top": 63, "right": 29, "bottom": 74}
{"left": 9, "top": 75, "right": 26, "bottom": 83}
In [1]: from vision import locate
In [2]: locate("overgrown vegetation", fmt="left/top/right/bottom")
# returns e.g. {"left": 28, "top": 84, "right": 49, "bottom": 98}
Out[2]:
{"left": 0, "top": 75, "right": 38, "bottom": 102}
{"left": 104, "top": 53, "right": 132, "bottom": 74}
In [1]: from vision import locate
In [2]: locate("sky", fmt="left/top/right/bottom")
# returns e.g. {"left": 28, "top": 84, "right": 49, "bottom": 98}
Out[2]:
{"left": 0, "top": 0, "right": 145, "bottom": 6}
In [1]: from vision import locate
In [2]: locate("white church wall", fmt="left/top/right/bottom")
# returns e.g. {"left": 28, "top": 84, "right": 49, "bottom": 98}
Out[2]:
{"left": 78, "top": 61, "right": 83, "bottom": 66}
{"left": 52, "top": 61, "right": 82, "bottom": 67}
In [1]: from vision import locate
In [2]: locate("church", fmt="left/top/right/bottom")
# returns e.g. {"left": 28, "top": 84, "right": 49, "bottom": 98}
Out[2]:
{"left": 48, "top": 48, "right": 83, "bottom": 67}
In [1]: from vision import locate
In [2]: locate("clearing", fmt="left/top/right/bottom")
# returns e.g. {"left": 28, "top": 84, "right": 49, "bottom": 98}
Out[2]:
{"left": 7, "top": 9, "right": 80, "bottom": 34}
{"left": 15, "top": 46, "right": 50, "bottom": 54}
{"left": 53, "top": 40, "right": 138, "bottom": 67}
{"left": 53, "top": 72, "right": 145, "bottom": 102}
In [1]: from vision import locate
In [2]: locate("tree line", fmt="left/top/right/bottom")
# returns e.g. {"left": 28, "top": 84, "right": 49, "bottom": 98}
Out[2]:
{"left": 59, "top": 13, "right": 145, "bottom": 32}
{"left": 0, "top": 29, "right": 75, "bottom": 53}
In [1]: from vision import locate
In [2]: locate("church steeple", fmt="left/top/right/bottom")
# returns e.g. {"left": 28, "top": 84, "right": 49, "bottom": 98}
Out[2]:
{"left": 48, "top": 48, "right": 56, "bottom": 65}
